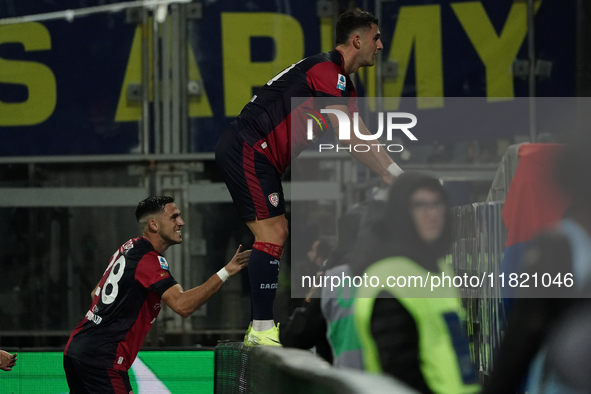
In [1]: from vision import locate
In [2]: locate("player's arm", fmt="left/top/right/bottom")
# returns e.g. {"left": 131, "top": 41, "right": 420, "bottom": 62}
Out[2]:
{"left": 161, "top": 245, "right": 250, "bottom": 318}
{"left": 325, "top": 104, "right": 402, "bottom": 184}
{"left": 0, "top": 350, "right": 17, "bottom": 371}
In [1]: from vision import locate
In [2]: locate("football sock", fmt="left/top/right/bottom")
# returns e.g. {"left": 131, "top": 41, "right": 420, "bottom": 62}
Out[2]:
{"left": 249, "top": 242, "right": 283, "bottom": 321}
{"left": 252, "top": 320, "right": 274, "bottom": 331}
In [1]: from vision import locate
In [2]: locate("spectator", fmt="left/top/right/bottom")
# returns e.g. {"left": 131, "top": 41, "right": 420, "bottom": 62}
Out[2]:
{"left": 280, "top": 203, "right": 368, "bottom": 365}
{"left": 307, "top": 239, "right": 332, "bottom": 276}
{"left": 353, "top": 173, "right": 480, "bottom": 394}
{"left": 485, "top": 134, "right": 591, "bottom": 394}
{"left": 319, "top": 201, "right": 378, "bottom": 369}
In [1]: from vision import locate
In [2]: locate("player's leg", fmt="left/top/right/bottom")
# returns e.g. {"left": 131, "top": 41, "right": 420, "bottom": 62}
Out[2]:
{"left": 244, "top": 214, "right": 288, "bottom": 342}
{"left": 216, "top": 127, "right": 286, "bottom": 345}
{"left": 246, "top": 215, "right": 288, "bottom": 246}
{"left": 63, "top": 355, "right": 132, "bottom": 394}
{"left": 64, "top": 355, "right": 91, "bottom": 394}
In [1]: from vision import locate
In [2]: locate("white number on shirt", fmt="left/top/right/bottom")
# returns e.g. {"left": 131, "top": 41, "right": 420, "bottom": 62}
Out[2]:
{"left": 101, "top": 254, "right": 126, "bottom": 305}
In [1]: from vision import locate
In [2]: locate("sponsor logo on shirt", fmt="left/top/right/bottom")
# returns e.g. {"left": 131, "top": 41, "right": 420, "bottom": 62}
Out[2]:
{"left": 268, "top": 192, "right": 279, "bottom": 207}
{"left": 158, "top": 256, "right": 169, "bottom": 270}
{"left": 260, "top": 283, "right": 278, "bottom": 289}
{"left": 85, "top": 310, "right": 103, "bottom": 325}
{"left": 337, "top": 74, "right": 346, "bottom": 91}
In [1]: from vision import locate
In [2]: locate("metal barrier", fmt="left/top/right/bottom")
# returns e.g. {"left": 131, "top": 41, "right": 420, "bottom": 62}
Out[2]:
{"left": 214, "top": 342, "right": 417, "bottom": 394}
{"left": 0, "top": 154, "right": 497, "bottom": 342}
{"left": 451, "top": 201, "right": 507, "bottom": 380}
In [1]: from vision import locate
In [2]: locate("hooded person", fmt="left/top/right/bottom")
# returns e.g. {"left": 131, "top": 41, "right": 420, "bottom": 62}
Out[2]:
{"left": 350, "top": 173, "right": 452, "bottom": 277}
{"left": 352, "top": 173, "right": 480, "bottom": 394}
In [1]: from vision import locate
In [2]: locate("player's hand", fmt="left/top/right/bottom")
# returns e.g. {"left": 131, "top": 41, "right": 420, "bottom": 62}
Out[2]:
{"left": 0, "top": 350, "right": 17, "bottom": 371}
{"left": 225, "top": 245, "right": 250, "bottom": 276}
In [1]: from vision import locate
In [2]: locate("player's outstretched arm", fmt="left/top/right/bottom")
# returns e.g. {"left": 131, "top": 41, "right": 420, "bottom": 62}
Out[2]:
{"left": 161, "top": 245, "right": 250, "bottom": 318}
{"left": 326, "top": 104, "right": 402, "bottom": 185}
{"left": 0, "top": 350, "right": 17, "bottom": 371}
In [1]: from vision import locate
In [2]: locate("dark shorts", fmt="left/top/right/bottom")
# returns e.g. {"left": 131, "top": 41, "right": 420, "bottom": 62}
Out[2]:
{"left": 63, "top": 355, "right": 133, "bottom": 394}
{"left": 215, "top": 126, "right": 285, "bottom": 222}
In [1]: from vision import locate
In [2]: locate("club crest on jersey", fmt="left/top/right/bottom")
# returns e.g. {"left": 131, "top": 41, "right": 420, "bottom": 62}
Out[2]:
{"left": 337, "top": 74, "right": 346, "bottom": 91}
{"left": 268, "top": 192, "right": 279, "bottom": 207}
{"left": 158, "top": 256, "right": 169, "bottom": 270}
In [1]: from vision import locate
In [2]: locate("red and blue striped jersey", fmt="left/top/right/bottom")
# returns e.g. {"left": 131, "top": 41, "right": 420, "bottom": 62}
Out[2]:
{"left": 64, "top": 237, "right": 178, "bottom": 371}
{"left": 232, "top": 50, "right": 358, "bottom": 173}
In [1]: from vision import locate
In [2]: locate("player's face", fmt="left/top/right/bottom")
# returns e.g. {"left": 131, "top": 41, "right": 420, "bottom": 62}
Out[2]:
{"left": 409, "top": 188, "right": 446, "bottom": 244}
{"left": 359, "top": 24, "right": 383, "bottom": 67}
{"left": 157, "top": 203, "right": 185, "bottom": 245}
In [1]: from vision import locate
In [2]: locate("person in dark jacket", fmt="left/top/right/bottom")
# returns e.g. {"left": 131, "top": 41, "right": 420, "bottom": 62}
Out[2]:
{"left": 353, "top": 173, "right": 480, "bottom": 394}
{"left": 280, "top": 202, "right": 369, "bottom": 364}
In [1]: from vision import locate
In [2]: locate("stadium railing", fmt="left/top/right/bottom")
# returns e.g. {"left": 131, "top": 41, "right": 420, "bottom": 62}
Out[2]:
{"left": 214, "top": 342, "right": 418, "bottom": 394}
{"left": 451, "top": 201, "right": 506, "bottom": 382}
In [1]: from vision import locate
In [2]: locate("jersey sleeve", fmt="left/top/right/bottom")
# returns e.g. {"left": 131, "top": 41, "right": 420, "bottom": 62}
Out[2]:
{"left": 135, "top": 252, "right": 178, "bottom": 297}
{"left": 307, "top": 63, "right": 359, "bottom": 111}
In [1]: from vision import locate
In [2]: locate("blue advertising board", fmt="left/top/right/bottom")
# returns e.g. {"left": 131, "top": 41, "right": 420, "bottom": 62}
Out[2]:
{"left": 0, "top": 0, "right": 577, "bottom": 155}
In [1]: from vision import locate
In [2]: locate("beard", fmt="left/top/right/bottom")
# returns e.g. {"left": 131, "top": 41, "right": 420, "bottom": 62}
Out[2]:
{"left": 161, "top": 231, "right": 182, "bottom": 245}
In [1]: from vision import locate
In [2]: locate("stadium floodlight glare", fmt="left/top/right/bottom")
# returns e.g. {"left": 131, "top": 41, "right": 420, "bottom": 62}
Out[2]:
{"left": 155, "top": 4, "right": 169, "bottom": 23}
{"left": 0, "top": 0, "right": 191, "bottom": 26}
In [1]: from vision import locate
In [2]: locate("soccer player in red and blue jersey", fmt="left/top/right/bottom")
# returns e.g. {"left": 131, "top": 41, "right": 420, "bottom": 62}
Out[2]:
{"left": 215, "top": 10, "right": 404, "bottom": 346}
{"left": 63, "top": 196, "right": 250, "bottom": 393}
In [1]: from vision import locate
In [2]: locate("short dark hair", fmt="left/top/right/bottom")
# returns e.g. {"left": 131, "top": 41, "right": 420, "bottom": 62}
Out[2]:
{"left": 135, "top": 196, "right": 175, "bottom": 222}
{"left": 335, "top": 10, "right": 379, "bottom": 46}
